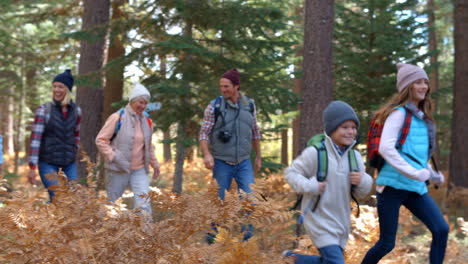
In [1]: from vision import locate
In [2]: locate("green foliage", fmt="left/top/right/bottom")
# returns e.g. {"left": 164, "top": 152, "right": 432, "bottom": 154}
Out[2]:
{"left": 0, "top": 0, "right": 80, "bottom": 156}
{"left": 258, "top": 156, "right": 285, "bottom": 174}
{"left": 120, "top": 0, "right": 299, "bottom": 133}
{"left": 334, "top": 0, "right": 429, "bottom": 138}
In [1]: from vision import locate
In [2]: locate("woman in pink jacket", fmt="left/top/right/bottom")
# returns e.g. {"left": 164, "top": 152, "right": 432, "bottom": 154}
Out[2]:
{"left": 96, "top": 82, "right": 160, "bottom": 217}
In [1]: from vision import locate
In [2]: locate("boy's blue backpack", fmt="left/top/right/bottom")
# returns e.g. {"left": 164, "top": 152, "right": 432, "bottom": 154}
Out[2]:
{"left": 295, "top": 133, "right": 360, "bottom": 223}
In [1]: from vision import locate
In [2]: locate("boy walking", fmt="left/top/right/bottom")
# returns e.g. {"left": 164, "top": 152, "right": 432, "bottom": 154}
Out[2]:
{"left": 283, "top": 101, "right": 373, "bottom": 264}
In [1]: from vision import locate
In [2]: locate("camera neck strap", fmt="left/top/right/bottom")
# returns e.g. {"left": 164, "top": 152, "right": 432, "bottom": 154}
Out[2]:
{"left": 220, "top": 104, "right": 240, "bottom": 134}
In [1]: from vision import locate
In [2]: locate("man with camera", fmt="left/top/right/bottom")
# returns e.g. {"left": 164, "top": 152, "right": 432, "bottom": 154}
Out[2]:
{"left": 199, "top": 68, "right": 262, "bottom": 200}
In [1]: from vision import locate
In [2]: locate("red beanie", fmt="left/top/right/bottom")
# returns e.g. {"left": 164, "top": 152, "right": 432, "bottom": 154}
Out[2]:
{"left": 221, "top": 68, "right": 240, "bottom": 85}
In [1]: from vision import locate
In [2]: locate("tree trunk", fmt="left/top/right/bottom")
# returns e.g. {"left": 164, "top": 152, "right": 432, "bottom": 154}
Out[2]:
{"left": 449, "top": 0, "right": 468, "bottom": 188}
{"left": 293, "top": 75, "right": 302, "bottom": 158}
{"left": 163, "top": 130, "right": 172, "bottom": 162}
{"left": 299, "top": 0, "right": 334, "bottom": 151}
{"left": 172, "top": 121, "right": 186, "bottom": 194}
{"left": 0, "top": 95, "right": 5, "bottom": 158}
{"left": 281, "top": 129, "right": 288, "bottom": 165}
{"left": 160, "top": 56, "right": 172, "bottom": 162}
{"left": 14, "top": 48, "right": 27, "bottom": 174}
{"left": 292, "top": 6, "right": 303, "bottom": 159}
{"left": 25, "top": 67, "right": 38, "bottom": 161}
{"left": 0, "top": 70, "right": 17, "bottom": 155}
{"left": 76, "top": 0, "right": 110, "bottom": 178}
{"left": 6, "top": 86, "right": 14, "bottom": 155}
{"left": 172, "top": 0, "right": 194, "bottom": 194}
{"left": 184, "top": 119, "right": 198, "bottom": 163}
{"left": 103, "top": 0, "right": 126, "bottom": 120}
{"left": 428, "top": 0, "right": 443, "bottom": 167}
{"left": 13, "top": 95, "right": 23, "bottom": 175}
{"left": 428, "top": 0, "right": 440, "bottom": 102}
{"left": 25, "top": 68, "right": 39, "bottom": 111}
{"left": 97, "top": 0, "right": 126, "bottom": 190}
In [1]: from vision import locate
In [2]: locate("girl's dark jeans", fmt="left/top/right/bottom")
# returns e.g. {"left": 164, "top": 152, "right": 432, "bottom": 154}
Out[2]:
{"left": 361, "top": 186, "right": 449, "bottom": 264}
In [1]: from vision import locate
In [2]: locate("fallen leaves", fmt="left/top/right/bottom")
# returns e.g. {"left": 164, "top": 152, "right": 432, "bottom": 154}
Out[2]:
{"left": 0, "top": 159, "right": 467, "bottom": 263}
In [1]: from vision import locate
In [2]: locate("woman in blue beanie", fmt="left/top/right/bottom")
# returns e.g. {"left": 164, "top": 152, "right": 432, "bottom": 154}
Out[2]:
{"left": 27, "top": 69, "right": 82, "bottom": 201}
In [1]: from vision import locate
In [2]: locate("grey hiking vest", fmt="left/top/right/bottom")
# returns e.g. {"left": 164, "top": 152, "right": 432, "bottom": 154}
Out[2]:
{"left": 210, "top": 95, "right": 254, "bottom": 164}
{"left": 105, "top": 106, "right": 152, "bottom": 174}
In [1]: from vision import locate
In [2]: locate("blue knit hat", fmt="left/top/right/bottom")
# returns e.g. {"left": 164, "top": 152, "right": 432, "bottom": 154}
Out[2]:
{"left": 53, "top": 69, "right": 74, "bottom": 91}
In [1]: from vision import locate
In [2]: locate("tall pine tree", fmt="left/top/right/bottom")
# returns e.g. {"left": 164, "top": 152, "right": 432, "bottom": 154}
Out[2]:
{"left": 334, "top": 0, "right": 429, "bottom": 136}
{"left": 122, "top": 0, "right": 298, "bottom": 193}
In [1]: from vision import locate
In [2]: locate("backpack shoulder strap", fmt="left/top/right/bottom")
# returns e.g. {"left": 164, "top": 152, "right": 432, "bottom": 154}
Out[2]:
{"left": 298, "top": 141, "right": 328, "bottom": 221}
{"left": 306, "top": 133, "right": 328, "bottom": 181}
{"left": 213, "top": 96, "right": 223, "bottom": 124}
{"left": 110, "top": 108, "right": 125, "bottom": 142}
{"left": 143, "top": 111, "right": 153, "bottom": 129}
{"left": 310, "top": 141, "right": 327, "bottom": 213}
{"left": 44, "top": 102, "right": 53, "bottom": 124}
{"left": 348, "top": 149, "right": 359, "bottom": 172}
{"left": 244, "top": 95, "right": 255, "bottom": 115}
{"left": 313, "top": 144, "right": 328, "bottom": 182}
{"left": 348, "top": 148, "right": 361, "bottom": 217}
{"left": 397, "top": 108, "right": 412, "bottom": 147}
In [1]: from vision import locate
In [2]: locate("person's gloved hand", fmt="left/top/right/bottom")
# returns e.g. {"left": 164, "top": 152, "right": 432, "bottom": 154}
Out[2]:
{"left": 430, "top": 169, "right": 445, "bottom": 185}
{"left": 416, "top": 169, "right": 430, "bottom": 182}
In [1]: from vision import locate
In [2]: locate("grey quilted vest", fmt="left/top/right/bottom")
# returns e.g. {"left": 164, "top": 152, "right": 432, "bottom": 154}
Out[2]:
{"left": 105, "top": 106, "right": 153, "bottom": 174}
{"left": 210, "top": 95, "right": 254, "bottom": 164}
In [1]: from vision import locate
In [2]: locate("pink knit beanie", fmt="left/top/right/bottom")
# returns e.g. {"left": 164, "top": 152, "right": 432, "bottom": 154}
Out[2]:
{"left": 221, "top": 68, "right": 240, "bottom": 85}
{"left": 396, "top": 63, "right": 428, "bottom": 93}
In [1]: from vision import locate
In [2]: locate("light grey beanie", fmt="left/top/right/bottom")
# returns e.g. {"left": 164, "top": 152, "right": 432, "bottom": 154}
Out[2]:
{"left": 323, "top": 101, "right": 360, "bottom": 136}
{"left": 396, "top": 63, "right": 428, "bottom": 93}
{"left": 129, "top": 82, "right": 151, "bottom": 102}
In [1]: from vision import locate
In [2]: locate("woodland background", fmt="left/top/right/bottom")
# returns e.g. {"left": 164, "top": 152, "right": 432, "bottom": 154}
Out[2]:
{"left": 0, "top": 0, "right": 467, "bottom": 263}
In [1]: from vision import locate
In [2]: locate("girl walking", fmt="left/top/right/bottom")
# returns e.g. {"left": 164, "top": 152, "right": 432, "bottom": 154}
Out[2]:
{"left": 361, "top": 63, "right": 448, "bottom": 264}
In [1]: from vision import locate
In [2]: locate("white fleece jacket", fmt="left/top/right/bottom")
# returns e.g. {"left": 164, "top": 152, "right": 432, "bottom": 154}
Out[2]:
{"left": 284, "top": 135, "right": 373, "bottom": 248}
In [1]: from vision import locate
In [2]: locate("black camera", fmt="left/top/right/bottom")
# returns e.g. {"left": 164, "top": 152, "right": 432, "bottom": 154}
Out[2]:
{"left": 218, "top": 130, "right": 232, "bottom": 143}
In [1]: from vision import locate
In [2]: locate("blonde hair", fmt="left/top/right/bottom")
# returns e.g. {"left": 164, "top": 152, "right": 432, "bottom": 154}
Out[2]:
{"left": 375, "top": 80, "right": 434, "bottom": 124}
{"left": 60, "top": 89, "right": 72, "bottom": 106}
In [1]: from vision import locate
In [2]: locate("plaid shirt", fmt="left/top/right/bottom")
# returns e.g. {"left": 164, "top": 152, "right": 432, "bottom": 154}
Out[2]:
{"left": 199, "top": 101, "right": 261, "bottom": 142}
{"left": 332, "top": 142, "right": 349, "bottom": 156}
{"left": 367, "top": 108, "right": 412, "bottom": 166}
{"left": 28, "top": 103, "right": 82, "bottom": 169}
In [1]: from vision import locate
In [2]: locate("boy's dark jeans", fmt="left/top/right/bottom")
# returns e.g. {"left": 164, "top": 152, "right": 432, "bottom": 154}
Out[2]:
{"left": 362, "top": 186, "right": 449, "bottom": 264}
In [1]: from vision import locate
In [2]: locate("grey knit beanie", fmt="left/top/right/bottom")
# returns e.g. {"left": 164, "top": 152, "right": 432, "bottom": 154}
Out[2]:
{"left": 396, "top": 63, "right": 428, "bottom": 93}
{"left": 323, "top": 101, "right": 360, "bottom": 136}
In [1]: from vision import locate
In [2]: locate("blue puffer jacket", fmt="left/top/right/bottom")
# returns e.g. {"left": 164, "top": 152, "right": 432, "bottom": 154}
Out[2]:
{"left": 376, "top": 107, "right": 429, "bottom": 195}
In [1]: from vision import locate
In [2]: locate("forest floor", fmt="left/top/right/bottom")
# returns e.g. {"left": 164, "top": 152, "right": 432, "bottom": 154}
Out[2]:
{"left": 0, "top": 153, "right": 467, "bottom": 263}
